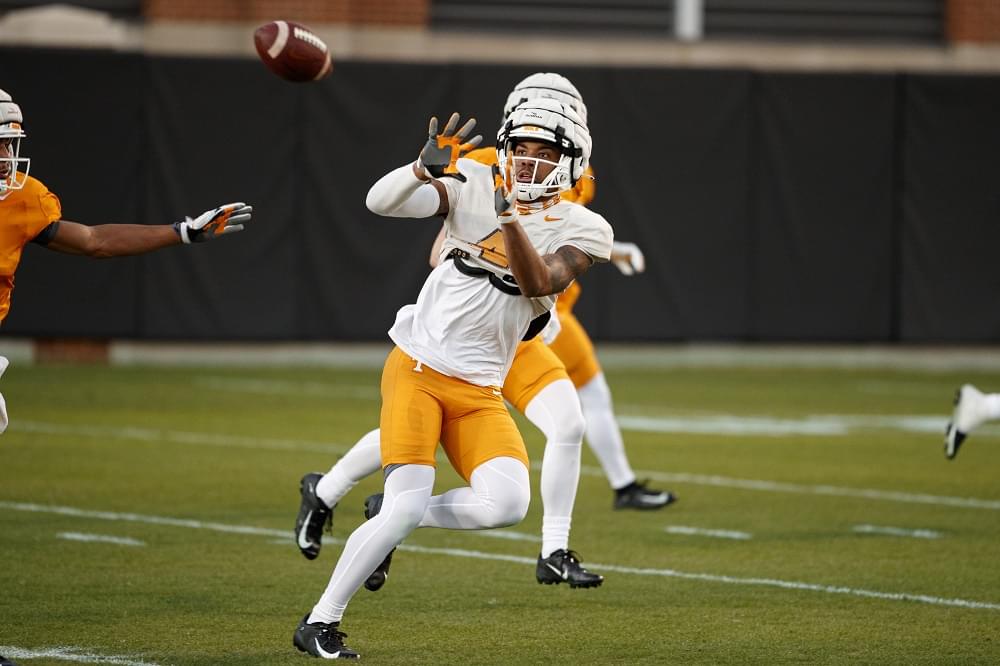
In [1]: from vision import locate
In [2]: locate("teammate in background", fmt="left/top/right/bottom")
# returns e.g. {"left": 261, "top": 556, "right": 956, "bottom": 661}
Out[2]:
{"left": 0, "top": 88, "right": 252, "bottom": 433}
{"left": 945, "top": 384, "right": 1000, "bottom": 459}
{"left": 292, "top": 103, "right": 612, "bottom": 660}
{"left": 496, "top": 73, "right": 674, "bottom": 510}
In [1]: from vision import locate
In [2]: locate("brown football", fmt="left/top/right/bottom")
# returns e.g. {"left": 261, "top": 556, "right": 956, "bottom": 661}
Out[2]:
{"left": 254, "top": 20, "right": 332, "bottom": 82}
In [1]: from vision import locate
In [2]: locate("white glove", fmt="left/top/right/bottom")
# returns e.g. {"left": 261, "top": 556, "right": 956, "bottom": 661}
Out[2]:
{"left": 0, "top": 355, "right": 9, "bottom": 435}
{"left": 175, "top": 202, "right": 252, "bottom": 244}
{"left": 611, "top": 240, "right": 645, "bottom": 276}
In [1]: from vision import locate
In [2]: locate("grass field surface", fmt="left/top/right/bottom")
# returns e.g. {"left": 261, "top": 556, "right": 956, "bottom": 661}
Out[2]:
{"left": 1, "top": 356, "right": 999, "bottom": 664}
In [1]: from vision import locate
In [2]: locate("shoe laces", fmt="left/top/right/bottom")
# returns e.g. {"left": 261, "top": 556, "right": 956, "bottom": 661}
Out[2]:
{"left": 316, "top": 623, "right": 348, "bottom": 647}
{"left": 562, "top": 549, "right": 584, "bottom": 565}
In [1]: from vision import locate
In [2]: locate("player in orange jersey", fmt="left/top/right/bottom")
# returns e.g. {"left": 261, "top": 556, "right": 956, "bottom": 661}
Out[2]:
{"left": 0, "top": 88, "right": 251, "bottom": 433}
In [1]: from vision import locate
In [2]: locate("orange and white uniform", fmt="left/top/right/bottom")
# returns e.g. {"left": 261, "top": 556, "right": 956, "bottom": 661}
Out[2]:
{"left": 465, "top": 147, "right": 603, "bottom": 398}
{"left": 382, "top": 158, "right": 612, "bottom": 479}
{"left": 0, "top": 174, "right": 61, "bottom": 322}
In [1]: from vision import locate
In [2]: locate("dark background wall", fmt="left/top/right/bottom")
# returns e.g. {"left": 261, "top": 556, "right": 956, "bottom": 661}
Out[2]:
{"left": 1, "top": 47, "right": 998, "bottom": 343}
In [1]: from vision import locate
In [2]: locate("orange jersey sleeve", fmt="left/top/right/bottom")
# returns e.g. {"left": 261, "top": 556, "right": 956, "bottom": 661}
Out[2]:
{"left": 0, "top": 175, "right": 62, "bottom": 321}
{"left": 556, "top": 280, "right": 582, "bottom": 315}
{"left": 465, "top": 146, "right": 498, "bottom": 168}
{"left": 560, "top": 164, "right": 595, "bottom": 207}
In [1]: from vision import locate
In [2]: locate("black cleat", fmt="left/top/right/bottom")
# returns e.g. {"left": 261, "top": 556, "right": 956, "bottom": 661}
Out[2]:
{"left": 536, "top": 549, "right": 604, "bottom": 588}
{"left": 293, "top": 613, "right": 359, "bottom": 660}
{"left": 296, "top": 473, "right": 333, "bottom": 560}
{"left": 614, "top": 480, "right": 677, "bottom": 510}
{"left": 363, "top": 492, "right": 395, "bottom": 592}
{"left": 0, "top": 655, "right": 21, "bottom": 666}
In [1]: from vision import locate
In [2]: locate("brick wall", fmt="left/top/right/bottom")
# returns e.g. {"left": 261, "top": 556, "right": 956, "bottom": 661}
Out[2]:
{"left": 947, "top": 0, "right": 1000, "bottom": 43}
{"left": 143, "top": 0, "right": 429, "bottom": 26}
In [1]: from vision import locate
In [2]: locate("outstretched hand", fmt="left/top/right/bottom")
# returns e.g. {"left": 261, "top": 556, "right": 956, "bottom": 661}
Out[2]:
{"left": 418, "top": 112, "right": 482, "bottom": 182}
{"left": 611, "top": 241, "right": 645, "bottom": 276}
{"left": 493, "top": 156, "right": 517, "bottom": 223}
{"left": 175, "top": 202, "right": 253, "bottom": 244}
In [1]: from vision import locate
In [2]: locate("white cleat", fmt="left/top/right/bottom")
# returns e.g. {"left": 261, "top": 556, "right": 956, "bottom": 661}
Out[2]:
{"left": 944, "top": 384, "right": 987, "bottom": 460}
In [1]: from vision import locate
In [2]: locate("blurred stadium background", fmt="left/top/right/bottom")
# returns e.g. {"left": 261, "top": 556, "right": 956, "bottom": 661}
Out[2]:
{"left": 0, "top": 0, "right": 997, "bottom": 360}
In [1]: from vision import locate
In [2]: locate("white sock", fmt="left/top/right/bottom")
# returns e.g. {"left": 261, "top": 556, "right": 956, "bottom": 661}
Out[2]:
{"left": 577, "top": 372, "right": 636, "bottom": 490}
{"left": 418, "top": 456, "right": 530, "bottom": 530}
{"left": 316, "top": 428, "right": 382, "bottom": 508}
{"left": 309, "top": 464, "right": 434, "bottom": 624}
{"left": 524, "top": 379, "right": 585, "bottom": 557}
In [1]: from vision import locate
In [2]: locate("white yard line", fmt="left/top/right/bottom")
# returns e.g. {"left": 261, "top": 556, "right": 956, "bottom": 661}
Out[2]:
{"left": 8, "top": 419, "right": 998, "bottom": 511}
{"left": 664, "top": 525, "right": 752, "bottom": 540}
{"left": 578, "top": 466, "right": 1000, "bottom": 511}
{"left": 1, "top": 501, "right": 998, "bottom": 613}
{"left": 852, "top": 524, "right": 943, "bottom": 539}
{"left": 0, "top": 646, "right": 161, "bottom": 665}
{"left": 56, "top": 532, "right": 146, "bottom": 547}
{"left": 1, "top": 501, "right": 292, "bottom": 539}
{"left": 194, "top": 376, "right": 379, "bottom": 400}
{"left": 11, "top": 421, "right": 348, "bottom": 455}
{"left": 617, "top": 413, "right": 1000, "bottom": 438}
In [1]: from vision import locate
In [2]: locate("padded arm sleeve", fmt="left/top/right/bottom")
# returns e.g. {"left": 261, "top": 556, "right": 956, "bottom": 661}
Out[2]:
{"left": 365, "top": 162, "right": 443, "bottom": 219}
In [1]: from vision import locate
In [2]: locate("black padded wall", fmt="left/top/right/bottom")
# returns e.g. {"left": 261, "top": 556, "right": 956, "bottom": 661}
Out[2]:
{"left": 1, "top": 46, "right": 998, "bottom": 343}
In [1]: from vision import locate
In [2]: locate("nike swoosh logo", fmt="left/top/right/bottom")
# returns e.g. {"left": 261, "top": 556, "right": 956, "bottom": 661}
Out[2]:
{"left": 543, "top": 215, "right": 562, "bottom": 222}
{"left": 314, "top": 637, "right": 341, "bottom": 659}
{"left": 297, "top": 511, "right": 315, "bottom": 549}
{"left": 546, "top": 562, "right": 568, "bottom": 579}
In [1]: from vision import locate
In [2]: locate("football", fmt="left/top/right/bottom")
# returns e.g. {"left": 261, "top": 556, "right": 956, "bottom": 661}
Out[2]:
{"left": 253, "top": 20, "right": 332, "bottom": 82}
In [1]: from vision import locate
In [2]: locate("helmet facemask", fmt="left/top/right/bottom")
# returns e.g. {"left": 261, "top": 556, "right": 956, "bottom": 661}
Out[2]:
{"left": 0, "top": 91, "right": 29, "bottom": 193}
{"left": 507, "top": 142, "right": 574, "bottom": 203}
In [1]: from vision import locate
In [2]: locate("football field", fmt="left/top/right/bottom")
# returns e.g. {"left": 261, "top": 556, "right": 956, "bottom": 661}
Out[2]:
{"left": 2, "top": 351, "right": 999, "bottom": 664}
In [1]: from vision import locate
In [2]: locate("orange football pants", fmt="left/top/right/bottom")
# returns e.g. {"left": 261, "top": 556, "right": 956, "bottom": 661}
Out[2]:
{"left": 502, "top": 336, "right": 572, "bottom": 414}
{"left": 379, "top": 346, "right": 529, "bottom": 482}
{"left": 548, "top": 309, "right": 601, "bottom": 389}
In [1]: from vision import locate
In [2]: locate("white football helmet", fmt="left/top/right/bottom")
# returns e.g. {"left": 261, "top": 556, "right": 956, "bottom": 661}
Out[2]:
{"left": 0, "top": 89, "right": 29, "bottom": 193}
{"left": 496, "top": 98, "right": 591, "bottom": 202}
{"left": 503, "top": 72, "right": 588, "bottom": 124}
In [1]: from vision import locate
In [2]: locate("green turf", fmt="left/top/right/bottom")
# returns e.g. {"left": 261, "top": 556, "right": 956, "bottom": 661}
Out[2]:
{"left": 1, "top": 361, "right": 999, "bottom": 665}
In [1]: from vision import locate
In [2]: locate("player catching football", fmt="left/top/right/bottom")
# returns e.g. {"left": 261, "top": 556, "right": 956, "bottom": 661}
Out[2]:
{"left": 294, "top": 73, "right": 674, "bottom": 599}
{"left": 0, "top": 89, "right": 251, "bottom": 433}
{"left": 292, "top": 101, "right": 612, "bottom": 660}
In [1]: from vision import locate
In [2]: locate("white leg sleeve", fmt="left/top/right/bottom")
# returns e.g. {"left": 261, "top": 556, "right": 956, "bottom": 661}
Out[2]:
{"left": 577, "top": 372, "right": 636, "bottom": 490}
{"left": 0, "top": 356, "right": 9, "bottom": 435}
{"left": 985, "top": 394, "right": 1000, "bottom": 421}
{"left": 316, "top": 428, "right": 382, "bottom": 508}
{"left": 524, "top": 379, "right": 585, "bottom": 558}
{"left": 418, "top": 456, "right": 530, "bottom": 530}
{"left": 309, "top": 464, "right": 434, "bottom": 624}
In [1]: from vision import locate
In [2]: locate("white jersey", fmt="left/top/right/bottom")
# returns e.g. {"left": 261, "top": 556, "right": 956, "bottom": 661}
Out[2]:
{"left": 389, "top": 158, "right": 613, "bottom": 387}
